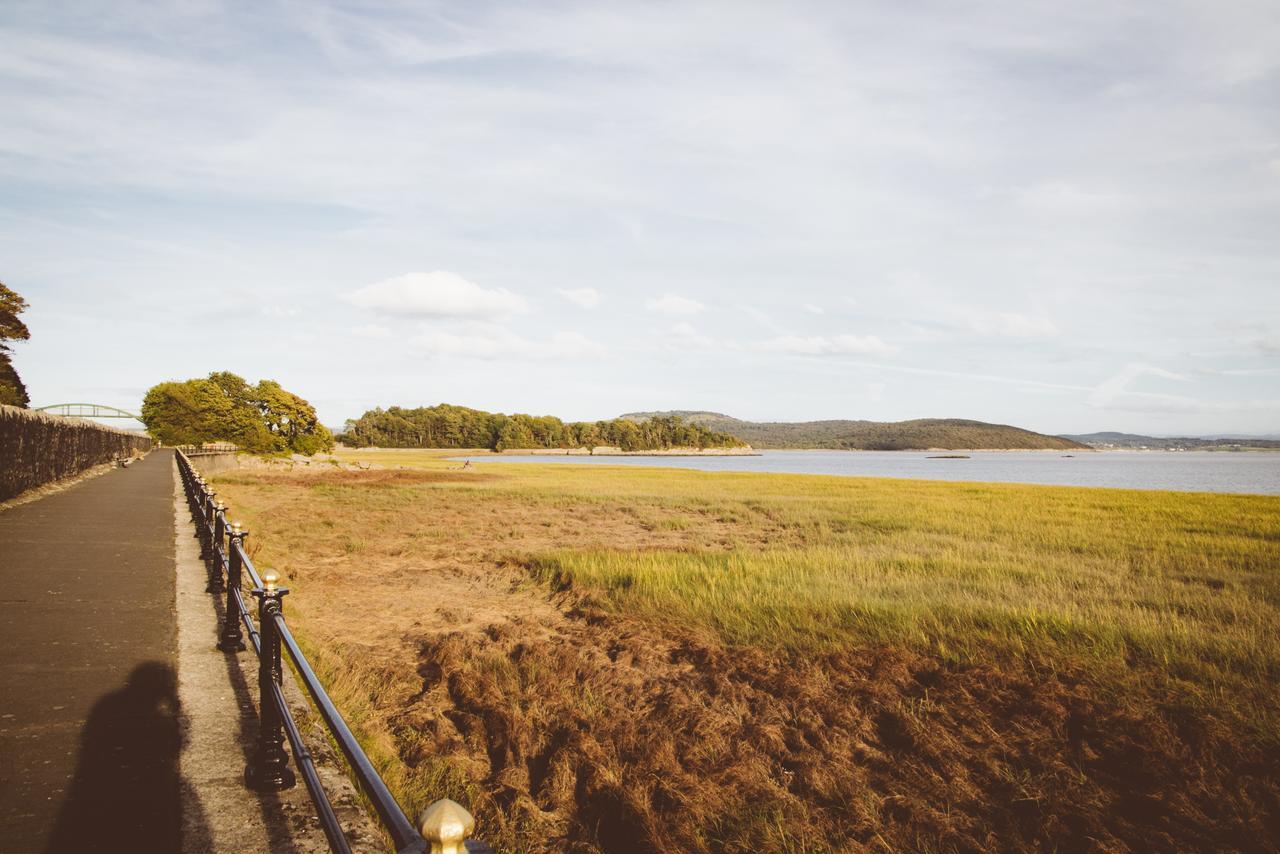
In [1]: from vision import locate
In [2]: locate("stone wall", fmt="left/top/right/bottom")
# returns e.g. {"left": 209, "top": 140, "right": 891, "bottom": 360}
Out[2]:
{"left": 0, "top": 404, "right": 153, "bottom": 500}
{"left": 184, "top": 452, "right": 240, "bottom": 474}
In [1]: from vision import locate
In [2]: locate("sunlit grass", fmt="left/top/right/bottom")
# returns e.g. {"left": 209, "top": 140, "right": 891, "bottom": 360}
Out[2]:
{"left": 222, "top": 447, "right": 1280, "bottom": 739}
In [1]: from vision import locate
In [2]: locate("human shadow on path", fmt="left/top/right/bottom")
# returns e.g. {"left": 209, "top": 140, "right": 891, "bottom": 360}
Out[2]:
{"left": 44, "top": 661, "right": 208, "bottom": 853}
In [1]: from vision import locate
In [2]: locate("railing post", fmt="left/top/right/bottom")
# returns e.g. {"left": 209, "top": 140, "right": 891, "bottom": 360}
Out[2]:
{"left": 191, "top": 474, "right": 206, "bottom": 525}
{"left": 207, "top": 501, "right": 227, "bottom": 593}
{"left": 204, "top": 490, "right": 217, "bottom": 553}
{"left": 218, "top": 521, "right": 248, "bottom": 652}
{"left": 196, "top": 479, "right": 208, "bottom": 550}
{"left": 198, "top": 484, "right": 215, "bottom": 561}
{"left": 246, "top": 569, "right": 297, "bottom": 792}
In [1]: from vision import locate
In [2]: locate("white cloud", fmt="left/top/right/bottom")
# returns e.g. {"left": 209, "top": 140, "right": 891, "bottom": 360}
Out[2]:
{"left": 1015, "top": 182, "right": 1135, "bottom": 215}
{"left": 738, "top": 305, "right": 786, "bottom": 334}
{"left": 998, "top": 313, "right": 1059, "bottom": 338}
{"left": 1088, "top": 362, "right": 1192, "bottom": 409}
{"left": 645, "top": 294, "right": 705, "bottom": 316}
{"left": 262, "top": 305, "right": 301, "bottom": 318}
{"left": 546, "top": 331, "right": 606, "bottom": 358}
{"left": 900, "top": 321, "right": 950, "bottom": 342}
{"left": 413, "top": 324, "right": 602, "bottom": 360}
{"left": 661, "top": 322, "right": 721, "bottom": 351}
{"left": 343, "top": 272, "right": 527, "bottom": 318}
{"left": 351, "top": 323, "right": 392, "bottom": 339}
{"left": 867, "top": 382, "right": 886, "bottom": 402}
{"left": 803, "top": 303, "right": 824, "bottom": 315}
{"left": 555, "top": 287, "right": 602, "bottom": 308}
{"left": 968, "top": 312, "right": 1060, "bottom": 339}
{"left": 1256, "top": 336, "right": 1280, "bottom": 355}
{"left": 1213, "top": 367, "right": 1280, "bottom": 377}
{"left": 757, "top": 334, "right": 895, "bottom": 356}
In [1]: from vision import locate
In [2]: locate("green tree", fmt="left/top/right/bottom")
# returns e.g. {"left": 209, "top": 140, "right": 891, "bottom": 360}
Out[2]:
{"left": 0, "top": 282, "right": 31, "bottom": 407}
{"left": 338, "top": 403, "right": 744, "bottom": 451}
{"left": 256, "top": 379, "right": 333, "bottom": 455}
{"left": 141, "top": 373, "right": 333, "bottom": 454}
{"left": 494, "top": 415, "right": 537, "bottom": 451}
{"left": 140, "top": 380, "right": 205, "bottom": 445}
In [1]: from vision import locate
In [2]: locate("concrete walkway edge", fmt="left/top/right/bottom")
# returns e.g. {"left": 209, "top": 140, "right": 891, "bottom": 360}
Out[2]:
{"left": 174, "top": 457, "right": 383, "bottom": 852}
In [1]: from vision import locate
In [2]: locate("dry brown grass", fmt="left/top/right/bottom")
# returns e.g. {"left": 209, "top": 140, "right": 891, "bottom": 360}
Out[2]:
{"left": 210, "top": 453, "right": 1280, "bottom": 852}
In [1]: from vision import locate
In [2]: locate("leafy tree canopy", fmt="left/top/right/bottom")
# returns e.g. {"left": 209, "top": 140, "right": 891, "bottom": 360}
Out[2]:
{"left": 341, "top": 403, "right": 745, "bottom": 452}
{"left": 141, "top": 372, "right": 332, "bottom": 454}
{"left": 0, "top": 282, "right": 30, "bottom": 407}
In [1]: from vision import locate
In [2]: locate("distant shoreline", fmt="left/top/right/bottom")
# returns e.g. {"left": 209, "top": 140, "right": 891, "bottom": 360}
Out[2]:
{"left": 761, "top": 447, "right": 1097, "bottom": 453}
{"left": 497, "top": 446, "right": 761, "bottom": 457}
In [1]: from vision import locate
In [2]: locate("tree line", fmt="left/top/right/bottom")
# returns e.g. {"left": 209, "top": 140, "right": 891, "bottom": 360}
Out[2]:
{"left": 340, "top": 404, "right": 746, "bottom": 451}
{"left": 141, "top": 372, "right": 333, "bottom": 454}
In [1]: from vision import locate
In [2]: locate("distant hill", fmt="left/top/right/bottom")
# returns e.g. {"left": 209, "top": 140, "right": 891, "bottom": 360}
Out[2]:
{"left": 1060, "top": 432, "right": 1280, "bottom": 450}
{"left": 621, "top": 411, "right": 1087, "bottom": 451}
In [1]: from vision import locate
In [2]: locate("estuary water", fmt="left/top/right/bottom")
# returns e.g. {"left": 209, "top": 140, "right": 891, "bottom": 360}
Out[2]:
{"left": 457, "top": 450, "right": 1280, "bottom": 495}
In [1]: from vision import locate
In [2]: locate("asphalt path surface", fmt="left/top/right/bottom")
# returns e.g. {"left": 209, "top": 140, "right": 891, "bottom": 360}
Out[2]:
{"left": 0, "top": 450, "right": 178, "bottom": 853}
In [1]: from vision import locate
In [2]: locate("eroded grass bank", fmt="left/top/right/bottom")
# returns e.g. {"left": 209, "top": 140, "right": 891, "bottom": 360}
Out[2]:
{"left": 212, "top": 449, "right": 1280, "bottom": 851}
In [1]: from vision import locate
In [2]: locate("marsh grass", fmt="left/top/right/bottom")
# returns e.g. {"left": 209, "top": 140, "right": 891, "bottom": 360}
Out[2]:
{"left": 314, "top": 449, "right": 1280, "bottom": 732}
{"left": 213, "top": 449, "right": 1280, "bottom": 848}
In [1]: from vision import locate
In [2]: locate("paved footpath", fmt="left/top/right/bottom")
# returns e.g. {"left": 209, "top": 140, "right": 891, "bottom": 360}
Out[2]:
{"left": 0, "top": 450, "right": 180, "bottom": 852}
{"left": 0, "top": 451, "right": 384, "bottom": 854}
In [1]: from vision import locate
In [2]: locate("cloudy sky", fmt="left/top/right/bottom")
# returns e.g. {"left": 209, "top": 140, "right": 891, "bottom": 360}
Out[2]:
{"left": 3, "top": 1, "right": 1278, "bottom": 435}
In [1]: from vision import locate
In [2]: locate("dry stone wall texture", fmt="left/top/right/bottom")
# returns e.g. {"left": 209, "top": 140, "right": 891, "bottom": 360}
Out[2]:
{"left": 0, "top": 404, "right": 153, "bottom": 500}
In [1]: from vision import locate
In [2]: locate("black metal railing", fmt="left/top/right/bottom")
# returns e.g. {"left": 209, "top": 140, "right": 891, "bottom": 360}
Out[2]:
{"left": 176, "top": 449, "right": 487, "bottom": 854}
{"left": 173, "top": 442, "right": 239, "bottom": 455}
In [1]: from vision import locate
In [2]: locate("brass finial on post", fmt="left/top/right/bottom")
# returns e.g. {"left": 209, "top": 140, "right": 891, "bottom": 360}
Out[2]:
{"left": 420, "top": 799, "right": 475, "bottom": 854}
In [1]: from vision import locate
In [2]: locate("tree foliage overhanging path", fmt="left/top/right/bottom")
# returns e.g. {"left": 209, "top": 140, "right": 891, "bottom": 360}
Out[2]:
{"left": 0, "top": 282, "right": 31, "bottom": 407}
{"left": 342, "top": 403, "right": 746, "bottom": 452}
{"left": 141, "top": 372, "right": 333, "bottom": 455}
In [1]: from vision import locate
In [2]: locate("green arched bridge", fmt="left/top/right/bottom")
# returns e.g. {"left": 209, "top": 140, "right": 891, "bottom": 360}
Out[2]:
{"left": 34, "top": 403, "right": 141, "bottom": 420}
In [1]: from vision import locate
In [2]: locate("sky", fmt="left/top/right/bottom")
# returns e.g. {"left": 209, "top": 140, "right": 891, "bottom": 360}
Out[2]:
{"left": 2, "top": 1, "right": 1278, "bottom": 436}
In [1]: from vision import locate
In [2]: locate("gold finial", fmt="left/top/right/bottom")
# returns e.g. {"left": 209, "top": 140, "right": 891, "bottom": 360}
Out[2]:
{"left": 216, "top": 501, "right": 227, "bottom": 512}
{"left": 262, "top": 570, "right": 279, "bottom": 592}
{"left": 420, "top": 799, "right": 474, "bottom": 854}
{"left": 231, "top": 521, "right": 242, "bottom": 535}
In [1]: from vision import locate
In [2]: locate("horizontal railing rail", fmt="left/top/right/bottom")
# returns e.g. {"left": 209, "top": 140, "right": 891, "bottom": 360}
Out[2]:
{"left": 172, "top": 442, "right": 239, "bottom": 455}
{"left": 175, "top": 449, "right": 487, "bottom": 854}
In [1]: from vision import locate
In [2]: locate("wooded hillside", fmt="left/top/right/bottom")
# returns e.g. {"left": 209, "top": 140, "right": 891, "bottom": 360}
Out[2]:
{"left": 622, "top": 411, "right": 1087, "bottom": 450}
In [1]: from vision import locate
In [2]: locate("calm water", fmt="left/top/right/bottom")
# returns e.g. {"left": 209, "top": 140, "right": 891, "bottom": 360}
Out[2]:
{"left": 456, "top": 450, "right": 1280, "bottom": 495}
